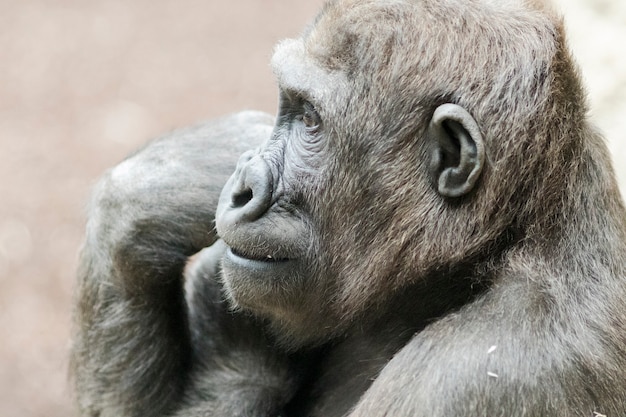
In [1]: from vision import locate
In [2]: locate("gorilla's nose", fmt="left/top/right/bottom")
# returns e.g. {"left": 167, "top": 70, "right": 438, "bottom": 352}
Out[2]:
{"left": 217, "top": 150, "right": 273, "bottom": 230}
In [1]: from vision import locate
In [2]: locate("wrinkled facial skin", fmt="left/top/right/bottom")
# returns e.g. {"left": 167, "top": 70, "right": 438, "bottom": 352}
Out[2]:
{"left": 215, "top": 17, "right": 440, "bottom": 345}
{"left": 215, "top": 39, "right": 342, "bottom": 344}
{"left": 215, "top": 6, "right": 453, "bottom": 345}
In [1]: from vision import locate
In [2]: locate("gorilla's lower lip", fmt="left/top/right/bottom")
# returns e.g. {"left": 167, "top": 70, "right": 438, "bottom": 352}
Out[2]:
{"left": 227, "top": 247, "right": 291, "bottom": 264}
{"left": 223, "top": 247, "right": 296, "bottom": 279}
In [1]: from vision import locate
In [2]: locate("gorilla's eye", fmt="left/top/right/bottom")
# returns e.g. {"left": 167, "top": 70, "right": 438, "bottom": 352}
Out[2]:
{"left": 301, "top": 101, "right": 321, "bottom": 134}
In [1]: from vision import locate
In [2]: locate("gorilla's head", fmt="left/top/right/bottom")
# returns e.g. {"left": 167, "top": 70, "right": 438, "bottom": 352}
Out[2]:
{"left": 216, "top": 0, "right": 583, "bottom": 346}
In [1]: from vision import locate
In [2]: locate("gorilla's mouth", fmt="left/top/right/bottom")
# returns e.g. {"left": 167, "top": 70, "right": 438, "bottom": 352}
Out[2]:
{"left": 230, "top": 247, "right": 290, "bottom": 263}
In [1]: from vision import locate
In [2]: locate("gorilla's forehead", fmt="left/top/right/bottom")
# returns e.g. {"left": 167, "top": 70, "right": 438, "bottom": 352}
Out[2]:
{"left": 271, "top": 38, "right": 348, "bottom": 105}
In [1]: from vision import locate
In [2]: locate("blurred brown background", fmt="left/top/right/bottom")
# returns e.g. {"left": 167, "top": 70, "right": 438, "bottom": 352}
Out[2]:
{"left": 0, "top": 1, "right": 623, "bottom": 416}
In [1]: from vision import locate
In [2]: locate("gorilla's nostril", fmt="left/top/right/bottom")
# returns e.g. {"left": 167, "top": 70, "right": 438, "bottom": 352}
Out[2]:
{"left": 232, "top": 188, "right": 253, "bottom": 208}
{"left": 217, "top": 152, "right": 274, "bottom": 226}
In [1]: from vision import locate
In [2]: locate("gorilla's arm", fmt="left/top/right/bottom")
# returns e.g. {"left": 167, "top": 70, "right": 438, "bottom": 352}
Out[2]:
{"left": 71, "top": 111, "right": 297, "bottom": 417}
{"left": 174, "top": 241, "right": 300, "bottom": 417}
{"left": 349, "top": 273, "right": 622, "bottom": 417}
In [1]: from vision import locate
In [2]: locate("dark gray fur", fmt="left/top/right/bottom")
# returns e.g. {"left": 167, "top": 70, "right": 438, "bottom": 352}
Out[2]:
{"left": 71, "top": 111, "right": 301, "bottom": 416}
{"left": 72, "top": 1, "right": 626, "bottom": 416}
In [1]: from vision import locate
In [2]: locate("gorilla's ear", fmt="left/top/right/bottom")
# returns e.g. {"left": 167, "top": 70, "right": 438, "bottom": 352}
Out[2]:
{"left": 428, "top": 104, "right": 485, "bottom": 198}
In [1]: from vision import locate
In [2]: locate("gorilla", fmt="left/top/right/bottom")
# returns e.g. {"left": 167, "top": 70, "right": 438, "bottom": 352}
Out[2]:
{"left": 71, "top": 0, "right": 626, "bottom": 416}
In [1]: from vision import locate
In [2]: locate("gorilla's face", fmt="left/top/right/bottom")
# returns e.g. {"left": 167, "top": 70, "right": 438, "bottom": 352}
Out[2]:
{"left": 215, "top": 37, "right": 340, "bottom": 343}
{"left": 216, "top": 33, "right": 419, "bottom": 345}
{"left": 216, "top": 2, "right": 489, "bottom": 345}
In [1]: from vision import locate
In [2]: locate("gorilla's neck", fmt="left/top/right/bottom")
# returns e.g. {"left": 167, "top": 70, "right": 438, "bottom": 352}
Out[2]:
{"left": 516, "top": 130, "right": 626, "bottom": 279}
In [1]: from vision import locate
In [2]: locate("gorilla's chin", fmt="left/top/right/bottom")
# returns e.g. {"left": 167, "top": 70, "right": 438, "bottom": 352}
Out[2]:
{"left": 220, "top": 247, "right": 308, "bottom": 315}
